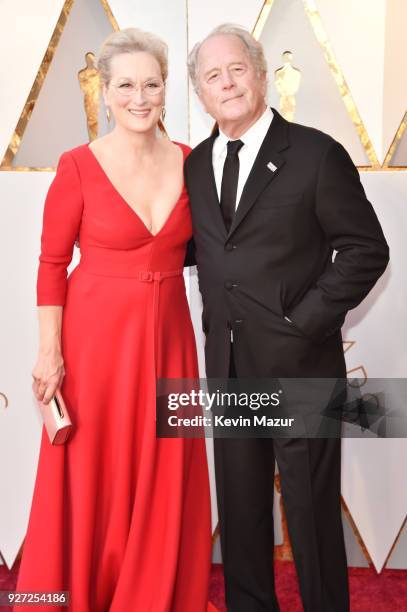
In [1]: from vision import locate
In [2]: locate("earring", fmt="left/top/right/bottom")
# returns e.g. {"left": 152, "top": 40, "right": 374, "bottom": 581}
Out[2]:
{"left": 161, "top": 106, "right": 166, "bottom": 121}
{"left": 106, "top": 107, "right": 111, "bottom": 123}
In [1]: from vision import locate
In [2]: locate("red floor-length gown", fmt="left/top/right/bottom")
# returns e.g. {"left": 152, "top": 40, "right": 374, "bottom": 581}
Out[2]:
{"left": 15, "top": 142, "right": 212, "bottom": 611}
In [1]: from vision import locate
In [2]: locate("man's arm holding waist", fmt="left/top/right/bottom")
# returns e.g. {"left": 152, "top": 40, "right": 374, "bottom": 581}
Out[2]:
{"left": 287, "top": 140, "right": 389, "bottom": 343}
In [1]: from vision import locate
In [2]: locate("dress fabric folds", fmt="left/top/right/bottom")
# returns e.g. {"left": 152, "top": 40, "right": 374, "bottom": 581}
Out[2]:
{"left": 15, "top": 143, "right": 212, "bottom": 612}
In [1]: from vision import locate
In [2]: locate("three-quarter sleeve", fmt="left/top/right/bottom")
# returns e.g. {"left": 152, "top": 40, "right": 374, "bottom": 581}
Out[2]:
{"left": 37, "top": 152, "right": 84, "bottom": 306}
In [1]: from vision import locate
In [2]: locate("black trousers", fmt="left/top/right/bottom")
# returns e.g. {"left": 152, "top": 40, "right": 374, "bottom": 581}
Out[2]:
{"left": 213, "top": 347, "right": 350, "bottom": 612}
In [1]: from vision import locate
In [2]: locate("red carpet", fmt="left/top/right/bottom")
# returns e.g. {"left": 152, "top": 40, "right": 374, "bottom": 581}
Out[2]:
{"left": 1, "top": 561, "right": 407, "bottom": 610}
{"left": 207, "top": 562, "right": 407, "bottom": 611}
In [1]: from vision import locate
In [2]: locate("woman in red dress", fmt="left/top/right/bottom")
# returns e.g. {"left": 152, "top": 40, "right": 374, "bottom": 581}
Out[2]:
{"left": 15, "top": 28, "right": 212, "bottom": 611}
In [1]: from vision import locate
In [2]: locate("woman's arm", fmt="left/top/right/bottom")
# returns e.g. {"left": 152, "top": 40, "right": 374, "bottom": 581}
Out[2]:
{"left": 32, "top": 306, "right": 64, "bottom": 404}
{"left": 33, "top": 151, "right": 83, "bottom": 404}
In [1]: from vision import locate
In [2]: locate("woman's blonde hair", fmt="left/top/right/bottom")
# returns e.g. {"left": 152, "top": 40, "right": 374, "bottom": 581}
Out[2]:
{"left": 97, "top": 27, "right": 168, "bottom": 86}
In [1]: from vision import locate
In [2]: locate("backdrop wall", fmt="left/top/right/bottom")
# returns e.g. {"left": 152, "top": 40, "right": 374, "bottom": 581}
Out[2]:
{"left": 0, "top": 0, "right": 406, "bottom": 572}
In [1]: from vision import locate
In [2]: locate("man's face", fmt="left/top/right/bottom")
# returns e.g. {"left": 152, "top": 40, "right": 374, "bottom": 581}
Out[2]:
{"left": 196, "top": 34, "right": 266, "bottom": 133}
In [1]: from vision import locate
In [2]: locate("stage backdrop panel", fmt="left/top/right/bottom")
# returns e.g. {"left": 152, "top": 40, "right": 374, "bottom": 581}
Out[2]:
{"left": 0, "top": 0, "right": 406, "bottom": 571}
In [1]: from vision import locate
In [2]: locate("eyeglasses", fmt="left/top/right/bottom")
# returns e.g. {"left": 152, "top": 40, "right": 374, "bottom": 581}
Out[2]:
{"left": 112, "top": 79, "right": 164, "bottom": 98}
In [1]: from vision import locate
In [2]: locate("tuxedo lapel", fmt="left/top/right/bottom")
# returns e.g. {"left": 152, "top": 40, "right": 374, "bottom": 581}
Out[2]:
{"left": 198, "top": 131, "right": 228, "bottom": 236}
{"left": 228, "top": 109, "right": 290, "bottom": 238}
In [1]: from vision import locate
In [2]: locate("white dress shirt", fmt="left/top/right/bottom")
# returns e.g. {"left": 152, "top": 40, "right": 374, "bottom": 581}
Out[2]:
{"left": 212, "top": 106, "right": 274, "bottom": 208}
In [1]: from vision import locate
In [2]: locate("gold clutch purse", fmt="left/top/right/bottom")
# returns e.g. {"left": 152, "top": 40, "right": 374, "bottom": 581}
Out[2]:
{"left": 38, "top": 389, "right": 72, "bottom": 445}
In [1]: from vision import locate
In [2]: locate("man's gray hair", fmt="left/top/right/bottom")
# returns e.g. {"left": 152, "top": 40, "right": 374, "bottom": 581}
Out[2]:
{"left": 187, "top": 23, "right": 268, "bottom": 92}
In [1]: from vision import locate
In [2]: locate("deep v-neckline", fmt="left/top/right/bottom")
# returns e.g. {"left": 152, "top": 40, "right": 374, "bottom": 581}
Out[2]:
{"left": 86, "top": 142, "right": 185, "bottom": 238}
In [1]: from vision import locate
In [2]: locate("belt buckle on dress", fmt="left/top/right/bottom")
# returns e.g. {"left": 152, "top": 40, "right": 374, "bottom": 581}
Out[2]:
{"left": 139, "top": 271, "right": 153, "bottom": 282}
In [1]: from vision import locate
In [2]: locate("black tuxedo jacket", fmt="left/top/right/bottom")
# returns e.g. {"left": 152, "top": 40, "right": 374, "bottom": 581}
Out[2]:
{"left": 184, "top": 109, "right": 389, "bottom": 378}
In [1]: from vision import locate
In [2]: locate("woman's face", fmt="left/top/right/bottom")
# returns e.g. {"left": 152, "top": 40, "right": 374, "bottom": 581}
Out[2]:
{"left": 103, "top": 51, "right": 165, "bottom": 134}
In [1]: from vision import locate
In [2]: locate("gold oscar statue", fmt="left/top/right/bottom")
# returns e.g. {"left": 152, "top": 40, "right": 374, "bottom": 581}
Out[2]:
{"left": 78, "top": 52, "right": 101, "bottom": 141}
{"left": 274, "top": 51, "right": 301, "bottom": 122}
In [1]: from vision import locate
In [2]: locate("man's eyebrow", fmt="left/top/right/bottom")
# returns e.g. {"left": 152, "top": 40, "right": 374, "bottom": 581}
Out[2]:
{"left": 203, "top": 61, "right": 246, "bottom": 77}
{"left": 203, "top": 67, "right": 220, "bottom": 77}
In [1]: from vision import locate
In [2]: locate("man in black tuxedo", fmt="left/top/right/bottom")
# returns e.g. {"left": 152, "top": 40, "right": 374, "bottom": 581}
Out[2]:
{"left": 185, "top": 24, "right": 389, "bottom": 612}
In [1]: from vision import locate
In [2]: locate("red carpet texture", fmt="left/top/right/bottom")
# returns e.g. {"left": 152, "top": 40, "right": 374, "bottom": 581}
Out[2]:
{"left": 208, "top": 562, "right": 407, "bottom": 612}
{"left": 1, "top": 560, "right": 407, "bottom": 610}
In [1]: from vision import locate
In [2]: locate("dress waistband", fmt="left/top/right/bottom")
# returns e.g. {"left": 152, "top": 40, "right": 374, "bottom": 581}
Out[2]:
{"left": 137, "top": 270, "right": 184, "bottom": 282}
{"left": 77, "top": 245, "right": 184, "bottom": 280}
{"left": 78, "top": 261, "right": 183, "bottom": 281}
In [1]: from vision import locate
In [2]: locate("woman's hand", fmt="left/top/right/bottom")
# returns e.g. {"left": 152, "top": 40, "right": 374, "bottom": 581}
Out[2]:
{"left": 32, "top": 348, "right": 65, "bottom": 404}
{"left": 33, "top": 305, "right": 64, "bottom": 404}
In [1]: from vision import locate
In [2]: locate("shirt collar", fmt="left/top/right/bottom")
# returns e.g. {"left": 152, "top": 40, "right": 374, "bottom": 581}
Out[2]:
{"left": 213, "top": 106, "right": 274, "bottom": 160}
